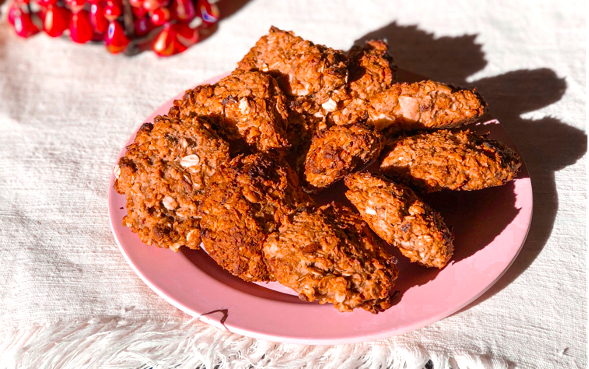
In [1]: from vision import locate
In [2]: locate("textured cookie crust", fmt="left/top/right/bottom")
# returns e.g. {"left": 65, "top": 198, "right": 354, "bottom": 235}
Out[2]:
{"left": 169, "top": 69, "right": 290, "bottom": 152}
{"left": 304, "top": 124, "right": 384, "bottom": 189}
{"left": 114, "top": 115, "right": 230, "bottom": 251}
{"left": 347, "top": 40, "right": 395, "bottom": 100}
{"left": 284, "top": 96, "right": 329, "bottom": 173}
{"left": 198, "top": 153, "right": 314, "bottom": 282}
{"left": 263, "top": 203, "right": 398, "bottom": 313}
{"left": 345, "top": 172, "right": 454, "bottom": 268}
{"left": 237, "top": 26, "right": 349, "bottom": 106}
{"left": 281, "top": 40, "right": 394, "bottom": 176}
{"left": 366, "top": 80, "right": 486, "bottom": 132}
{"left": 328, "top": 40, "right": 395, "bottom": 126}
{"left": 380, "top": 130, "right": 521, "bottom": 192}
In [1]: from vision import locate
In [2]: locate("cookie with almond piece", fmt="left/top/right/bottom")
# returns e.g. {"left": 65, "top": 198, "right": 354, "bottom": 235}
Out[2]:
{"left": 366, "top": 80, "right": 486, "bottom": 132}
{"left": 304, "top": 123, "right": 384, "bottom": 189}
{"left": 237, "top": 26, "right": 349, "bottom": 107}
{"left": 347, "top": 39, "right": 396, "bottom": 100}
{"left": 327, "top": 40, "right": 396, "bottom": 126}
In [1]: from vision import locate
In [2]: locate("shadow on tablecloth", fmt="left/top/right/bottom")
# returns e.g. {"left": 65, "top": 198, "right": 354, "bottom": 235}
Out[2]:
{"left": 355, "top": 21, "right": 587, "bottom": 308}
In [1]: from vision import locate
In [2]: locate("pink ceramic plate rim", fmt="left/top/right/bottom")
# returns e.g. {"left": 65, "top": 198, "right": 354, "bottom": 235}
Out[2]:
{"left": 108, "top": 73, "right": 533, "bottom": 345}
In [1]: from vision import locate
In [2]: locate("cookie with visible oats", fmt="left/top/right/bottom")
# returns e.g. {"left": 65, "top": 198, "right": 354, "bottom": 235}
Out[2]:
{"left": 198, "top": 153, "right": 314, "bottom": 282}
{"left": 345, "top": 172, "right": 454, "bottom": 268}
{"left": 366, "top": 80, "right": 486, "bottom": 132}
{"left": 169, "top": 69, "right": 290, "bottom": 153}
{"left": 238, "top": 26, "right": 349, "bottom": 108}
{"left": 304, "top": 123, "right": 383, "bottom": 189}
{"left": 114, "top": 115, "right": 230, "bottom": 251}
{"left": 327, "top": 40, "right": 396, "bottom": 126}
{"left": 380, "top": 129, "right": 521, "bottom": 192}
{"left": 262, "top": 202, "right": 398, "bottom": 313}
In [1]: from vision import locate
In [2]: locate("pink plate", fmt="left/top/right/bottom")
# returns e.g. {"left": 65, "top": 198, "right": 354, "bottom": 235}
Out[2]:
{"left": 108, "top": 71, "right": 533, "bottom": 345}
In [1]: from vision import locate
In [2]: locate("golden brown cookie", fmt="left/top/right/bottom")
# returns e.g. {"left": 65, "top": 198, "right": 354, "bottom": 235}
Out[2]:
{"left": 263, "top": 203, "right": 398, "bottom": 313}
{"left": 237, "top": 26, "right": 349, "bottom": 107}
{"left": 366, "top": 80, "right": 486, "bottom": 132}
{"left": 345, "top": 172, "right": 454, "bottom": 268}
{"left": 347, "top": 40, "right": 396, "bottom": 100}
{"left": 114, "top": 115, "right": 230, "bottom": 251}
{"left": 304, "top": 123, "right": 383, "bottom": 189}
{"left": 380, "top": 130, "right": 521, "bottom": 192}
{"left": 169, "top": 69, "right": 290, "bottom": 152}
{"left": 198, "top": 153, "right": 314, "bottom": 282}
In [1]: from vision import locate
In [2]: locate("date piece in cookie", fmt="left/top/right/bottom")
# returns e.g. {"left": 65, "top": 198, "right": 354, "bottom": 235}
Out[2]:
{"left": 366, "top": 80, "right": 486, "bottom": 132}
{"left": 237, "top": 26, "right": 349, "bottom": 106}
{"left": 263, "top": 203, "right": 398, "bottom": 313}
{"left": 380, "top": 130, "right": 521, "bottom": 192}
{"left": 114, "top": 115, "right": 230, "bottom": 251}
{"left": 304, "top": 123, "right": 383, "bottom": 189}
{"left": 198, "top": 153, "right": 314, "bottom": 282}
{"left": 345, "top": 172, "right": 454, "bottom": 268}
{"left": 169, "top": 69, "right": 290, "bottom": 152}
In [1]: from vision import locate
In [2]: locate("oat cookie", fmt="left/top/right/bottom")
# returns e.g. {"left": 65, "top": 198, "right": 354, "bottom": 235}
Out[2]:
{"left": 238, "top": 26, "right": 349, "bottom": 107}
{"left": 367, "top": 80, "right": 486, "bottom": 132}
{"left": 169, "top": 69, "right": 290, "bottom": 152}
{"left": 326, "top": 40, "right": 395, "bottom": 126}
{"left": 114, "top": 115, "right": 230, "bottom": 251}
{"left": 198, "top": 153, "right": 314, "bottom": 282}
{"left": 304, "top": 123, "right": 383, "bottom": 189}
{"left": 345, "top": 172, "right": 454, "bottom": 268}
{"left": 380, "top": 129, "right": 521, "bottom": 192}
{"left": 347, "top": 40, "right": 396, "bottom": 100}
{"left": 263, "top": 203, "right": 398, "bottom": 313}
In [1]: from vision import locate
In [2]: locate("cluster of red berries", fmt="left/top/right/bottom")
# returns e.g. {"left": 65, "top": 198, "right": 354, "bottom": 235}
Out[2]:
{"left": 7, "top": 0, "right": 219, "bottom": 56}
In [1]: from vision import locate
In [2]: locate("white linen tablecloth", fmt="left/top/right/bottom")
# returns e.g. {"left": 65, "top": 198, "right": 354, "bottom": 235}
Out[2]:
{"left": 0, "top": 0, "right": 586, "bottom": 368}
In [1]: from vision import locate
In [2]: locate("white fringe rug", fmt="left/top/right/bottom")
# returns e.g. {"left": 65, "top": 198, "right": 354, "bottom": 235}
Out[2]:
{"left": 0, "top": 317, "right": 508, "bottom": 369}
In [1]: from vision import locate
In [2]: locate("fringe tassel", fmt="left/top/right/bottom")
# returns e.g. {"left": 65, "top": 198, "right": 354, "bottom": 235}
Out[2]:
{"left": 0, "top": 317, "right": 507, "bottom": 369}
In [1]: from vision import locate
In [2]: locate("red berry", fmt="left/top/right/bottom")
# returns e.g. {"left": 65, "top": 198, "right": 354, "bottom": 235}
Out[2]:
{"left": 43, "top": 5, "right": 71, "bottom": 37}
{"left": 68, "top": 0, "right": 86, "bottom": 6}
{"left": 8, "top": 2, "right": 21, "bottom": 26}
{"left": 197, "top": 0, "right": 218, "bottom": 26}
{"left": 38, "top": 6, "right": 47, "bottom": 20}
{"left": 105, "top": 20, "right": 129, "bottom": 53}
{"left": 37, "top": 0, "right": 60, "bottom": 7}
{"left": 152, "top": 23, "right": 197, "bottom": 57}
{"left": 10, "top": 5, "right": 41, "bottom": 37}
{"left": 65, "top": 0, "right": 86, "bottom": 13}
{"left": 103, "top": 3, "right": 121, "bottom": 21}
{"left": 142, "top": 0, "right": 168, "bottom": 12}
{"left": 133, "top": 16, "right": 152, "bottom": 36}
{"left": 170, "top": 0, "right": 195, "bottom": 21}
{"left": 89, "top": 3, "right": 108, "bottom": 33}
{"left": 69, "top": 9, "right": 93, "bottom": 43}
{"left": 129, "top": 0, "right": 143, "bottom": 8}
{"left": 149, "top": 7, "right": 169, "bottom": 26}
{"left": 174, "top": 22, "right": 198, "bottom": 46}
{"left": 131, "top": 5, "right": 148, "bottom": 17}
{"left": 152, "top": 24, "right": 175, "bottom": 56}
